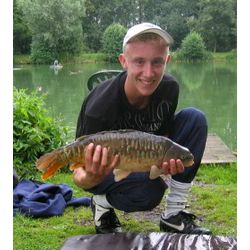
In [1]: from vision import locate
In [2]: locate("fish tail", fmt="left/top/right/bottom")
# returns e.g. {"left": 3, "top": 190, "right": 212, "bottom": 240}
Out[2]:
{"left": 36, "top": 151, "right": 66, "bottom": 180}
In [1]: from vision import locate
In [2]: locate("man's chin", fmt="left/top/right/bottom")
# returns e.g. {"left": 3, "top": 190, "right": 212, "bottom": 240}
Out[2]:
{"left": 138, "top": 83, "right": 158, "bottom": 95}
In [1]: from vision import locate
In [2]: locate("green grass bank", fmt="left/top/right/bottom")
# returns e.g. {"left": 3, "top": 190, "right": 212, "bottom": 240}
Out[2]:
{"left": 13, "top": 51, "right": 236, "bottom": 65}
{"left": 14, "top": 163, "right": 237, "bottom": 250}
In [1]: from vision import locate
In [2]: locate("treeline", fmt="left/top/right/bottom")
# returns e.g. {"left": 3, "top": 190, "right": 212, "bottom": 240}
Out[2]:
{"left": 14, "top": 0, "right": 236, "bottom": 63}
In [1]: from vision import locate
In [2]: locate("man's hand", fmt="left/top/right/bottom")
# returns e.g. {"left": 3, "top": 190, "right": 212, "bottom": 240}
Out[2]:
{"left": 160, "top": 159, "right": 185, "bottom": 175}
{"left": 160, "top": 135, "right": 185, "bottom": 176}
{"left": 73, "top": 143, "right": 120, "bottom": 189}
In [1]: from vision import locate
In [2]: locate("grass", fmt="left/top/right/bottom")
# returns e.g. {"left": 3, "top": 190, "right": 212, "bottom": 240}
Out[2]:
{"left": 13, "top": 163, "right": 237, "bottom": 249}
{"left": 13, "top": 54, "right": 32, "bottom": 65}
{"left": 13, "top": 53, "right": 107, "bottom": 65}
{"left": 190, "top": 164, "right": 237, "bottom": 236}
{"left": 212, "top": 50, "right": 237, "bottom": 62}
{"left": 13, "top": 51, "right": 236, "bottom": 65}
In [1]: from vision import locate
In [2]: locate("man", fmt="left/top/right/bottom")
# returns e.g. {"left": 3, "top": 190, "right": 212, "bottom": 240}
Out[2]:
{"left": 73, "top": 22, "right": 211, "bottom": 235}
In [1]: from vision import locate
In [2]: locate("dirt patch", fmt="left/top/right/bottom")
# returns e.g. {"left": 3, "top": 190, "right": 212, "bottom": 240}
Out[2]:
{"left": 122, "top": 180, "right": 213, "bottom": 225}
{"left": 124, "top": 204, "right": 163, "bottom": 225}
{"left": 73, "top": 180, "right": 212, "bottom": 227}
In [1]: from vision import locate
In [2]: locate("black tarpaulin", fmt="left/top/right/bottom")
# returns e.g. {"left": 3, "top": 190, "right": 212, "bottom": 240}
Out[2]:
{"left": 61, "top": 232, "right": 237, "bottom": 250}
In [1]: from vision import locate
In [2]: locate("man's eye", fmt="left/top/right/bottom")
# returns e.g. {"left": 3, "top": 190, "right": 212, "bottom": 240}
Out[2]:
{"left": 152, "top": 60, "right": 164, "bottom": 65}
{"left": 136, "top": 60, "right": 144, "bottom": 65}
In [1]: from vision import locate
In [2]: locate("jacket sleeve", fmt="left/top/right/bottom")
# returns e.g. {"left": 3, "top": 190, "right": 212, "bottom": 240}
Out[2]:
{"left": 75, "top": 98, "right": 103, "bottom": 138}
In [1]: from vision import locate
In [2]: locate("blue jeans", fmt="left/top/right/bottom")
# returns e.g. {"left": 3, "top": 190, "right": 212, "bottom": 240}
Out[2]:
{"left": 86, "top": 107, "right": 207, "bottom": 212}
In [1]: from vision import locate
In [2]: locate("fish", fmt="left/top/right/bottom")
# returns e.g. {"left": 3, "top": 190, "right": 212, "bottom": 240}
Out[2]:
{"left": 36, "top": 129, "right": 194, "bottom": 182}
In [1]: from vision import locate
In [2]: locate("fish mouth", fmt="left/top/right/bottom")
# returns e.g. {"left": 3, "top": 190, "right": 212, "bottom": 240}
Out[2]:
{"left": 185, "top": 159, "right": 194, "bottom": 167}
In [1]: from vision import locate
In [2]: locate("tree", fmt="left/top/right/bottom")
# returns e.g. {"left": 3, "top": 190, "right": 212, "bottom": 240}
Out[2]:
{"left": 17, "top": 0, "right": 85, "bottom": 63}
{"left": 102, "top": 23, "right": 127, "bottom": 63}
{"left": 144, "top": 0, "right": 199, "bottom": 50}
{"left": 81, "top": 0, "right": 137, "bottom": 52}
{"left": 188, "top": 0, "right": 236, "bottom": 52}
{"left": 176, "top": 32, "right": 211, "bottom": 61}
{"left": 13, "top": 0, "right": 32, "bottom": 54}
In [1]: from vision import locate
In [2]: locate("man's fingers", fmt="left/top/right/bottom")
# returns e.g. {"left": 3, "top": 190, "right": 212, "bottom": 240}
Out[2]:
{"left": 108, "top": 154, "right": 120, "bottom": 172}
{"left": 169, "top": 159, "right": 177, "bottom": 175}
{"left": 100, "top": 147, "right": 108, "bottom": 166}
{"left": 176, "top": 159, "right": 184, "bottom": 173}
{"left": 161, "top": 161, "right": 169, "bottom": 172}
{"left": 97, "top": 147, "right": 109, "bottom": 175}
{"left": 85, "top": 143, "right": 95, "bottom": 171}
{"left": 161, "top": 159, "right": 184, "bottom": 175}
{"left": 92, "top": 145, "right": 102, "bottom": 174}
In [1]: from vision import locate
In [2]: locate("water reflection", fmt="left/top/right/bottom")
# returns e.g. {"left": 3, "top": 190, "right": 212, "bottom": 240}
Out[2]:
{"left": 13, "top": 62, "right": 236, "bottom": 150}
{"left": 168, "top": 62, "right": 236, "bottom": 150}
{"left": 49, "top": 60, "right": 63, "bottom": 75}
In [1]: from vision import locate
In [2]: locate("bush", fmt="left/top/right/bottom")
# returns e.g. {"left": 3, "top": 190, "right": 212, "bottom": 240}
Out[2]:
{"left": 13, "top": 87, "right": 69, "bottom": 179}
{"left": 225, "top": 49, "right": 237, "bottom": 61}
{"left": 102, "top": 23, "right": 127, "bottom": 63}
{"left": 175, "top": 32, "right": 212, "bottom": 61}
{"left": 30, "top": 37, "right": 56, "bottom": 64}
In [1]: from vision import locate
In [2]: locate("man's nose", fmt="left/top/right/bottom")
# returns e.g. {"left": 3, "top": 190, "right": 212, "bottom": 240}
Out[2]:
{"left": 143, "top": 62, "right": 154, "bottom": 78}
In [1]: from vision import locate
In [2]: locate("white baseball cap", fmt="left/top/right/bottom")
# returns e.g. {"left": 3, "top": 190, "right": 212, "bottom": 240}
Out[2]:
{"left": 123, "top": 22, "right": 173, "bottom": 49}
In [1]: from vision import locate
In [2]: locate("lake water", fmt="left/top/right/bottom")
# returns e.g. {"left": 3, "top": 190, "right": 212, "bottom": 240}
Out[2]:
{"left": 13, "top": 61, "right": 237, "bottom": 150}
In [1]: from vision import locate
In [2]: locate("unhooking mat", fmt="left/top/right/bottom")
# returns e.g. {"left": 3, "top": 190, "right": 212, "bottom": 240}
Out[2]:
{"left": 61, "top": 232, "right": 237, "bottom": 250}
{"left": 13, "top": 179, "right": 91, "bottom": 217}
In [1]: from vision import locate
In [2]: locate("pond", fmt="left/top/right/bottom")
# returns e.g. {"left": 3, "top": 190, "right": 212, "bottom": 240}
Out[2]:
{"left": 13, "top": 61, "right": 237, "bottom": 151}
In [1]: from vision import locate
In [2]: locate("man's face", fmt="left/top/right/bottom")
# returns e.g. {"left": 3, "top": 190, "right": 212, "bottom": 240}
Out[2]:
{"left": 120, "top": 39, "right": 168, "bottom": 97}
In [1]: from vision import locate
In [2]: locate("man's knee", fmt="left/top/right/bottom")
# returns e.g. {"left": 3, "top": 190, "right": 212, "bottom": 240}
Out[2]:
{"left": 107, "top": 177, "right": 167, "bottom": 212}
{"left": 176, "top": 107, "right": 207, "bottom": 128}
{"left": 144, "top": 178, "right": 166, "bottom": 210}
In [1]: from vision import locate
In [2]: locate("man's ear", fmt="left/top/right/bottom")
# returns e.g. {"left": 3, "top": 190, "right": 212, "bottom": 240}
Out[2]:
{"left": 119, "top": 53, "right": 127, "bottom": 70}
{"left": 166, "top": 54, "right": 171, "bottom": 64}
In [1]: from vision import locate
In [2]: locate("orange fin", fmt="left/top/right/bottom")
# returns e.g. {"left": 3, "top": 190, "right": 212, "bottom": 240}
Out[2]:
{"left": 36, "top": 151, "right": 66, "bottom": 180}
{"left": 69, "top": 163, "right": 84, "bottom": 171}
{"left": 41, "top": 163, "right": 63, "bottom": 180}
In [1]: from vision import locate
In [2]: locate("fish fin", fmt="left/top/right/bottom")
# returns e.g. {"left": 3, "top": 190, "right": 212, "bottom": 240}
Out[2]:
{"left": 149, "top": 165, "right": 162, "bottom": 179}
{"left": 113, "top": 169, "right": 131, "bottom": 182}
{"left": 41, "top": 163, "right": 63, "bottom": 180}
{"left": 69, "top": 163, "right": 84, "bottom": 171}
{"left": 36, "top": 151, "right": 65, "bottom": 180}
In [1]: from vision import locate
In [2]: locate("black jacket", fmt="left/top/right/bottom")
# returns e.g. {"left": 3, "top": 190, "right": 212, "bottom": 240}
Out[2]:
{"left": 76, "top": 71, "right": 179, "bottom": 138}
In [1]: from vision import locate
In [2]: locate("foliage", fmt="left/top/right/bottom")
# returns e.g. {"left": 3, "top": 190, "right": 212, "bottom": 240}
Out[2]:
{"left": 212, "top": 50, "right": 237, "bottom": 62}
{"left": 81, "top": 0, "right": 133, "bottom": 52}
{"left": 13, "top": 0, "right": 32, "bottom": 54}
{"left": 188, "top": 0, "right": 236, "bottom": 52}
{"left": 17, "top": 0, "right": 85, "bottom": 63}
{"left": 175, "top": 32, "right": 212, "bottom": 61}
{"left": 148, "top": 0, "right": 198, "bottom": 50}
{"left": 13, "top": 51, "right": 234, "bottom": 65}
{"left": 81, "top": 0, "right": 199, "bottom": 51}
{"left": 13, "top": 54, "right": 32, "bottom": 64}
{"left": 63, "top": 52, "right": 106, "bottom": 64}
{"left": 102, "top": 23, "right": 127, "bottom": 63}
{"left": 14, "top": 0, "right": 237, "bottom": 55}
{"left": 13, "top": 87, "right": 69, "bottom": 179}
{"left": 30, "top": 37, "right": 56, "bottom": 64}
{"left": 225, "top": 49, "right": 237, "bottom": 61}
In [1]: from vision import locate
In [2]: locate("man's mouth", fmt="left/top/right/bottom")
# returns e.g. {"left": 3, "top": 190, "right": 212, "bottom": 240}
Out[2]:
{"left": 139, "top": 79, "right": 155, "bottom": 85}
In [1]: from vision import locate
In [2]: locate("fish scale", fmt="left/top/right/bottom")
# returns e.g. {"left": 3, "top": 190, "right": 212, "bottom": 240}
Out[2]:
{"left": 36, "top": 129, "right": 194, "bottom": 181}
